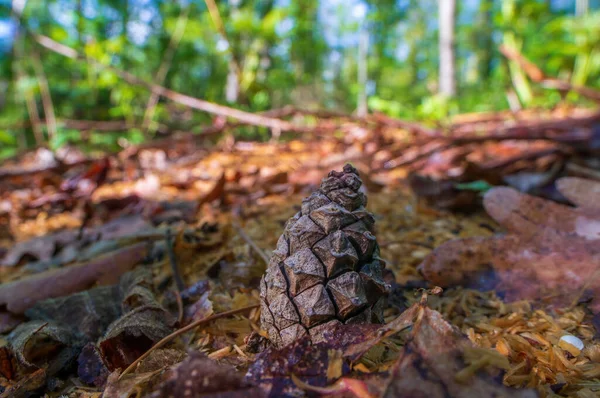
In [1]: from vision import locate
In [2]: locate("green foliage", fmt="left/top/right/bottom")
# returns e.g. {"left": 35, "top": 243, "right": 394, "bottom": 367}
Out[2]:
{"left": 0, "top": 0, "right": 599, "bottom": 158}
{"left": 455, "top": 180, "right": 494, "bottom": 194}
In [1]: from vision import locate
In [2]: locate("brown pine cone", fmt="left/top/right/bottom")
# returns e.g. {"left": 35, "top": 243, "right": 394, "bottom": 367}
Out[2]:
{"left": 259, "top": 164, "right": 389, "bottom": 347}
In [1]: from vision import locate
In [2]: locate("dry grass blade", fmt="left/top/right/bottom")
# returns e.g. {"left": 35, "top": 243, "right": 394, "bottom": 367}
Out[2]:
{"left": 232, "top": 219, "right": 269, "bottom": 264}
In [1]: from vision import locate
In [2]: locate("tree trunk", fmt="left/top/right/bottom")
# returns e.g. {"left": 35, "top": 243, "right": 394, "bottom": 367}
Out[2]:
{"left": 576, "top": 0, "right": 589, "bottom": 16}
{"left": 356, "top": 23, "right": 368, "bottom": 117}
{"left": 438, "top": 0, "right": 456, "bottom": 97}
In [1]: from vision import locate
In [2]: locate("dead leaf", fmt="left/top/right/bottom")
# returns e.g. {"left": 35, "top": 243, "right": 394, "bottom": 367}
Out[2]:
{"left": 381, "top": 305, "right": 538, "bottom": 398}
{"left": 246, "top": 335, "right": 351, "bottom": 396}
{"left": 77, "top": 343, "right": 110, "bottom": 387}
{"left": 1, "top": 229, "right": 76, "bottom": 267}
{"left": 99, "top": 306, "right": 173, "bottom": 371}
{"left": 9, "top": 320, "right": 83, "bottom": 378}
{"left": 103, "top": 369, "right": 163, "bottom": 398}
{"left": 418, "top": 186, "right": 600, "bottom": 311}
{"left": 135, "top": 348, "right": 185, "bottom": 373}
{"left": 151, "top": 352, "right": 264, "bottom": 397}
{"left": 0, "top": 368, "right": 46, "bottom": 398}
{"left": 1, "top": 215, "right": 151, "bottom": 268}
{"left": 556, "top": 177, "right": 600, "bottom": 209}
{"left": 184, "top": 291, "right": 213, "bottom": 324}
{"left": 25, "top": 285, "right": 121, "bottom": 341}
{"left": 0, "top": 242, "right": 149, "bottom": 314}
{"left": 483, "top": 186, "right": 600, "bottom": 241}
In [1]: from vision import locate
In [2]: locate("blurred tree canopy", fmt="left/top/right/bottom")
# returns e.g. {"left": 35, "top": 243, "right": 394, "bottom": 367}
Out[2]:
{"left": 1, "top": 0, "right": 600, "bottom": 157}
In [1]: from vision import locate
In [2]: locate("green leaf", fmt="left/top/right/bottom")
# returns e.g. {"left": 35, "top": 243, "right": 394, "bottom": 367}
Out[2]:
{"left": 454, "top": 180, "right": 494, "bottom": 193}
{"left": 0, "top": 130, "right": 16, "bottom": 145}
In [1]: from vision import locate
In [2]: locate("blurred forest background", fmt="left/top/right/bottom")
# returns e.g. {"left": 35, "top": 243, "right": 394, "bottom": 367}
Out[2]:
{"left": 1, "top": 0, "right": 600, "bottom": 158}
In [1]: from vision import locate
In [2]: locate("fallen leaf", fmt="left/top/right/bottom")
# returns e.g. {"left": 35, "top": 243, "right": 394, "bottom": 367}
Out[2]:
{"left": 1, "top": 230, "right": 76, "bottom": 267}
{"left": 135, "top": 348, "right": 185, "bottom": 373}
{"left": 556, "top": 177, "right": 600, "bottom": 209}
{"left": 0, "top": 242, "right": 149, "bottom": 314}
{"left": 99, "top": 306, "right": 173, "bottom": 371}
{"left": 483, "top": 186, "right": 600, "bottom": 241}
{"left": 381, "top": 305, "right": 538, "bottom": 398}
{"left": 0, "top": 368, "right": 46, "bottom": 398}
{"left": 418, "top": 185, "right": 600, "bottom": 311}
{"left": 150, "top": 352, "right": 264, "bottom": 397}
{"left": 9, "top": 320, "right": 83, "bottom": 377}
{"left": 0, "top": 215, "right": 151, "bottom": 267}
{"left": 184, "top": 291, "right": 214, "bottom": 324}
{"left": 77, "top": 343, "right": 110, "bottom": 387}
{"left": 246, "top": 335, "right": 351, "bottom": 396}
{"left": 103, "top": 369, "right": 163, "bottom": 398}
{"left": 25, "top": 285, "right": 121, "bottom": 341}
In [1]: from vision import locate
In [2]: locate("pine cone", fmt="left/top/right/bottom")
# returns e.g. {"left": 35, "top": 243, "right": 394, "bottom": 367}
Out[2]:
{"left": 260, "top": 164, "right": 389, "bottom": 347}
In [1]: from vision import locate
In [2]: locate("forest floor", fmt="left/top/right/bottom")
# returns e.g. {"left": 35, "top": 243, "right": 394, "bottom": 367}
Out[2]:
{"left": 1, "top": 102, "right": 600, "bottom": 398}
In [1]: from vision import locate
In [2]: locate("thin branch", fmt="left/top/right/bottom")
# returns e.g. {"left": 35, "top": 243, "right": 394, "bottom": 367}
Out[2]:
{"left": 30, "top": 49, "right": 57, "bottom": 141}
{"left": 165, "top": 228, "right": 185, "bottom": 293}
{"left": 142, "top": 6, "right": 190, "bottom": 133}
{"left": 33, "top": 33, "right": 306, "bottom": 133}
{"left": 500, "top": 44, "right": 600, "bottom": 103}
{"left": 118, "top": 304, "right": 259, "bottom": 379}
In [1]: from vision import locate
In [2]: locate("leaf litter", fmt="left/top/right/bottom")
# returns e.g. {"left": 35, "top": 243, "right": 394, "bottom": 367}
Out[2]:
{"left": 0, "top": 109, "right": 600, "bottom": 397}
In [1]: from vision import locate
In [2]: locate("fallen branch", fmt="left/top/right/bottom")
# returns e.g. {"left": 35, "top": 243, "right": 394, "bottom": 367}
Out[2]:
{"left": 451, "top": 110, "right": 600, "bottom": 142}
{"left": 500, "top": 45, "right": 600, "bottom": 103}
{"left": 0, "top": 118, "right": 170, "bottom": 133}
{"left": 262, "top": 106, "right": 441, "bottom": 137}
{"left": 33, "top": 34, "right": 309, "bottom": 133}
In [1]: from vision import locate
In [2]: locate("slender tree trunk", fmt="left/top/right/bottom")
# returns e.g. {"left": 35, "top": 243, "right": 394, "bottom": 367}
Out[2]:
{"left": 142, "top": 5, "right": 189, "bottom": 134}
{"left": 77, "top": 0, "right": 84, "bottom": 45}
{"left": 356, "top": 23, "right": 368, "bottom": 117}
{"left": 438, "top": 0, "right": 456, "bottom": 97}
{"left": 477, "top": 0, "right": 493, "bottom": 80}
{"left": 576, "top": 0, "right": 589, "bottom": 16}
{"left": 11, "top": 0, "right": 44, "bottom": 146}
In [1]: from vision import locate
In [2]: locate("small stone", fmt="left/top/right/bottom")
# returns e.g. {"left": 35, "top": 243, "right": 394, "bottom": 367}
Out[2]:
{"left": 558, "top": 335, "right": 584, "bottom": 356}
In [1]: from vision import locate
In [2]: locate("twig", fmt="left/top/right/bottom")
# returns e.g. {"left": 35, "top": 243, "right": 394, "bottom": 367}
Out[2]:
{"left": 165, "top": 228, "right": 185, "bottom": 293}
{"left": 231, "top": 219, "right": 269, "bottom": 264}
{"left": 142, "top": 5, "right": 190, "bottom": 133}
{"left": 174, "top": 289, "right": 184, "bottom": 325}
{"left": 118, "top": 304, "right": 259, "bottom": 379}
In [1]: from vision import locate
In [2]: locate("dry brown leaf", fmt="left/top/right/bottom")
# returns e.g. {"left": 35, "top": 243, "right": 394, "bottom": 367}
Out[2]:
{"left": 151, "top": 352, "right": 264, "bottom": 397}
{"left": 0, "top": 242, "right": 149, "bottom": 314}
{"left": 103, "top": 369, "right": 163, "bottom": 398}
{"left": 419, "top": 186, "right": 600, "bottom": 311}
{"left": 382, "top": 305, "right": 538, "bottom": 398}
{"left": 483, "top": 186, "right": 600, "bottom": 241}
{"left": 556, "top": 177, "right": 600, "bottom": 209}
